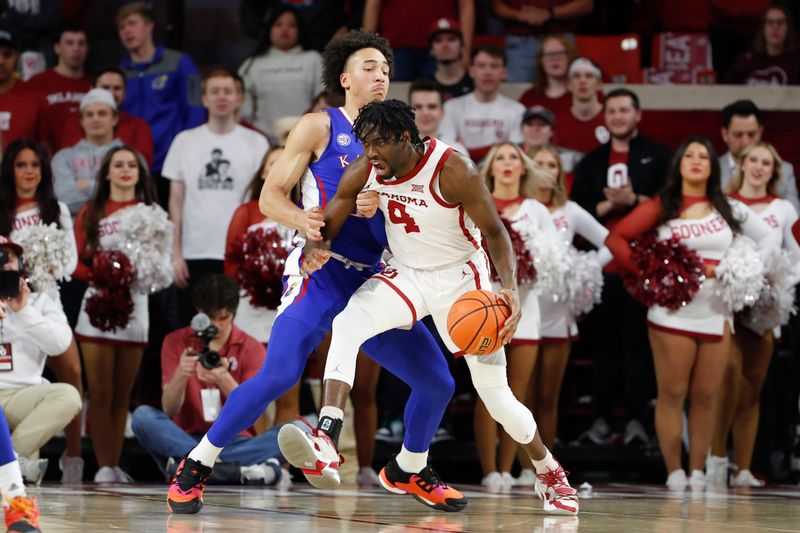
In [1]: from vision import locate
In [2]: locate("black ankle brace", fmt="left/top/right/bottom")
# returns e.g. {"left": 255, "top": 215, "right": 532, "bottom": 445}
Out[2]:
{"left": 317, "top": 416, "right": 343, "bottom": 445}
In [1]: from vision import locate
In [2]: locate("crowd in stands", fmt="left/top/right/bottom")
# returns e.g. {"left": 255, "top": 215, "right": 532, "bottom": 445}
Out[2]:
{"left": 0, "top": 0, "right": 798, "bottom": 494}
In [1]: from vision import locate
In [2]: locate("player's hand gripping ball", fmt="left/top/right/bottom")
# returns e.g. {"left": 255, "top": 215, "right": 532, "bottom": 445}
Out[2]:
{"left": 447, "top": 290, "right": 511, "bottom": 355}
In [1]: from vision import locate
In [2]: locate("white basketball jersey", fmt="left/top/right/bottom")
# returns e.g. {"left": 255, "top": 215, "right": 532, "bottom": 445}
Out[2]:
{"left": 364, "top": 138, "right": 482, "bottom": 270}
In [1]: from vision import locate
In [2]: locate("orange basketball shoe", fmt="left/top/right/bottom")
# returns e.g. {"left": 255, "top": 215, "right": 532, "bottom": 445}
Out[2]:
{"left": 534, "top": 463, "right": 579, "bottom": 515}
{"left": 378, "top": 456, "right": 467, "bottom": 512}
{"left": 278, "top": 422, "right": 343, "bottom": 489}
{"left": 4, "top": 495, "right": 40, "bottom": 532}
{"left": 166, "top": 457, "right": 212, "bottom": 514}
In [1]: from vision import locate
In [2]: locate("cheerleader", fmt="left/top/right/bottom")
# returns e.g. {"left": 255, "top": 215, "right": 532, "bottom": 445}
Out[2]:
{"left": 708, "top": 142, "right": 800, "bottom": 488}
{"left": 73, "top": 145, "right": 162, "bottom": 483}
{"left": 0, "top": 139, "right": 86, "bottom": 483}
{"left": 478, "top": 142, "right": 557, "bottom": 490}
{"left": 606, "top": 136, "right": 777, "bottom": 490}
{"left": 528, "top": 145, "right": 611, "bottom": 456}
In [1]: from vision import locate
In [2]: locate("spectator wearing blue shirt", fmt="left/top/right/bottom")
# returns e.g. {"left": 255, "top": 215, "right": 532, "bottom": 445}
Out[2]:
{"left": 116, "top": 2, "right": 205, "bottom": 187}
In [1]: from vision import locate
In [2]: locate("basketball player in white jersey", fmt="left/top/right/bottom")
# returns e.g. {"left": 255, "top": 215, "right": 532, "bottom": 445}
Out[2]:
{"left": 281, "top": 99, "right": 579, "bottom": 515}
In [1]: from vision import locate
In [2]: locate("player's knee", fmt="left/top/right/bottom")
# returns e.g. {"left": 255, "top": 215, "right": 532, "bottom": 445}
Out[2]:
{"left": 332, "top": 304, "right": 376, "bottom": 345}
{"left": 428, "top": 372, "right": 455, "bottom": 405}
{"left": 475, "top": 384, "right": 536, "bottom": 444}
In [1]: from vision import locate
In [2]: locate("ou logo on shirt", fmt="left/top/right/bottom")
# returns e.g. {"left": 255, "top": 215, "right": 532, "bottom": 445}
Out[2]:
{"left": 607, "top": 162, "right": 629, "bottom": 188}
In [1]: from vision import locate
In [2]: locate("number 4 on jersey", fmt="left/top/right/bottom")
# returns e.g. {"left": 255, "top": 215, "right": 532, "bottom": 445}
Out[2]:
{"left": 387, "top": 200, "right": 420, "bottom": 233}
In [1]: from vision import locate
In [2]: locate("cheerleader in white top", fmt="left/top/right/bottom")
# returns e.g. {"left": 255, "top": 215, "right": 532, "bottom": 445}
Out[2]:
{"left": 528, "top": 145, "right": 612, "bottom": 453}
{"left": 606, "top": 137, "right": 776, "bottom": 489}
{"left": 0, "top": 139, "right": 85, "bottom": 481}
{"left": 73, "top": 146, "right": 166, "bottom": 483}
{"left": 479, "top": 142, "right": 556, "bottom": 490}
{"left": 709, "top": 142, "right": 800, "bottom": 487}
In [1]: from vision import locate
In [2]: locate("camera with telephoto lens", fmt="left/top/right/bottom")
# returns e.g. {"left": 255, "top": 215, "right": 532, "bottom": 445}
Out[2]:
{"left": 190, "top": 313, "right": 222, "bottom": 369}
{"left": 0, "top": 249, "right": 21, "bottom": 299}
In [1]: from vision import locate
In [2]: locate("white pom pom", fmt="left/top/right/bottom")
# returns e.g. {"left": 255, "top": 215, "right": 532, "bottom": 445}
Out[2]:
{"left": 110, "top": 204, "right": 174, "bottom": 294}
{"left": 715, "top": 235, "right": 766, "bottom": 313}
{"left": 565, "top": 248, "right": 604, "bottom": 316}
{"left": 742, "top": 249, "right": 798, "bottom": 334}
{"left": 512, "top": 217, "right": 571, "bottom": 299}
{"left": 12, "top": 223, "right": 75, "bottom": 300}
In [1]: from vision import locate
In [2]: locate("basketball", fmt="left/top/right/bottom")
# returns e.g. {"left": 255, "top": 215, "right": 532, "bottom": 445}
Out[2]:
{"left": 447, "top": 289, "right": 512, "bottom": 355}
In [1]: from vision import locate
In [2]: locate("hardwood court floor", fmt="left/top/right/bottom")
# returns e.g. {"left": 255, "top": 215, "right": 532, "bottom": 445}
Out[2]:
{"left": 27, "top": 482, "right": 800, "bottom": 532}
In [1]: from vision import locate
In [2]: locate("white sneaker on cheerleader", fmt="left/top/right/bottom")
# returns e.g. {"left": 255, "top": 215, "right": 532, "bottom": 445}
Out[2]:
{"left": 688, "top": 469, "right": 706, "bottom": 490}
{"left": 534, "top": 464, "right": 579, "bottom": 515}
{"left": 515, "top": 468, "right": 536, "bottom": 487}
{"left": 731, "top": 469, "right": 765, "bottom": 487}
{"left": 665, "top": 469, "right": 687, "bottom": 490}
{"left": 705, "top": 455, "right": 729, "bottom": 490}
{"left": 278, "top": 422, "right": 343, "bottom": 489}
{"left": 481, "top": 471, "right": 504, "bottom": 492}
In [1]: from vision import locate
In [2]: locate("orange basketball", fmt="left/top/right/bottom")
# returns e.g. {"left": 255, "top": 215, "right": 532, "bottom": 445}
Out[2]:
{"left": 447, "top": 289, "right": 511, "bottom": 356}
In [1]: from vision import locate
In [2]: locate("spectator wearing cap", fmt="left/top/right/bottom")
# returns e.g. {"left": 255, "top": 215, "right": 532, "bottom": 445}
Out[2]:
{"left": 719, "top": 99, "right": 800, "bottom": 212}
{"left": 117, "top": 2, "right": 205, "bottom": 179}
{"left": 491, "top": 0, "right": 594, "bottom": 83}
{"left": 520, "top": 105, "right": 582, "bottom": 174}
{"left": 570, "top": 87, "right": 671, "bottom": 446}
{"left": 363, "top": 0, "right": 474, "bottom": 81}
{"left": 519, "top": 34, "right": 577, "bottom": 117}
{"left": 409, "top": 79, "right": 468, "bottom": 155}
{"left": 60, "top": 67, "right": 154, "bottom": 167}
{"left": 554, "top": 56, "right": 608, "bottom": 154}
{"left": 52, "top": 89, "right": 123, "bottom": 215}
{"left": 0, "top": 236, "right": 81, "bottom": 484}
{"left": 22, "top": 22, "right": 91, "bottom": 153}
{"left": 439, "top": 45, "right": 525, "bottom": 162}
{"left": 0, "top": 29, "right": 44, "bottom": 149}
{"left": 427, "top": 17, "right": 474, "bottom": 99}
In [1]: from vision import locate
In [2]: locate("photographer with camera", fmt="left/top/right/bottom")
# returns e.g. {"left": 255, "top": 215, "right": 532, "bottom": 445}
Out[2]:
{"left": 0, "top": 236, "right": 81, "bottom": 485}
{"left": 131, "top": 274, "right": 286, "bottom": 485}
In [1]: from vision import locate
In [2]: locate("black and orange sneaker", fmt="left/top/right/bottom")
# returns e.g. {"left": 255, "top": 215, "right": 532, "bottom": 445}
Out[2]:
{"left": 166, "top": 457, "right": 212, "bottom": 514}
{"left": 4, "top": 495, "right": 41, "bottom": 532}
{"left": 378, "top": 456, "right": 467, "bottom": 512}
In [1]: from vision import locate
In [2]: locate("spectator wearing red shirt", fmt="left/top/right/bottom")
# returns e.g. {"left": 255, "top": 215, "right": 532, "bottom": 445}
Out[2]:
{"left": 0, "top": 28, "right": 44, "bottom": 149}
{"left": 22, "top": 23, "right": 91, "bottom": 153}
{"left": 60, "top": 67, "right": 154, "bottom": 166}
{"left": 555, "top": 57, "right": 608, "bottom": 154}
{"left": 725, "top": 4, "right": 800, "bottom": 86}
{"left": 131, "top": 274, "right": 285, "bottom": 483}
{"left": 363, "top": 0, "right": 474, "bottom": 81}
{"left": 519, "top": 34, "right": 577, "bottom": 117}
{"left": 491, "top": 0, "right": 593, "bottom": 82}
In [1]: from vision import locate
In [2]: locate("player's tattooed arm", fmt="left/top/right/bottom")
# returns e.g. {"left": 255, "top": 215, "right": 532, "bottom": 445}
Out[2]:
{"left": 260, "top": 112, "right": 328, "bottom": 234}
{"left": 438, "top": 152, "right": 521, "bottom": 343}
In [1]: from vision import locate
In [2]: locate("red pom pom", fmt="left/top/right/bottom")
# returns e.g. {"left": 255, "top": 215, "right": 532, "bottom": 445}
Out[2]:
{"left": 229, "top": 227, "right": 290, "bottom": 309}
{"left": 483, "top": 217, "right": 537, "bottom": 286}
{"left": 85, "top": 250, "right": 135, "bottom": 331}
{"left": 622, "top": 232, "right": 704, "bottom": 310}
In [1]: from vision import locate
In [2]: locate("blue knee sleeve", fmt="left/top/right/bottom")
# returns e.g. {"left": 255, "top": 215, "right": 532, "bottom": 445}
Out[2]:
{"left": 363, "top": 323, "right": 454, "bottom": 453}
{"left": 0, "top": 408, "right": 15, "bottom": 466}
{"left": 207, "top": 315, "right": 325, "bottom": 447}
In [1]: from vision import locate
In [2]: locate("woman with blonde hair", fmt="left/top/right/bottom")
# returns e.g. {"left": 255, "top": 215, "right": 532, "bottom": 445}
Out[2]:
{"left": 519, "top": 34, "right": 577, "bottom": 115}
{"left": 708, "top": 142, "right": 800, "bottom": 488}
{"left": 476, "top": 141, "right": 557, "bottom": 490}
{"left": 522, "top": 145, "right": 611, "bottom": 468}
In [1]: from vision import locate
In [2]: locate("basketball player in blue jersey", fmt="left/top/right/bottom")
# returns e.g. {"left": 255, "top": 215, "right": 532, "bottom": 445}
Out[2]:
{"left": 167, "top": 30, "right": 465, "bottom": 514}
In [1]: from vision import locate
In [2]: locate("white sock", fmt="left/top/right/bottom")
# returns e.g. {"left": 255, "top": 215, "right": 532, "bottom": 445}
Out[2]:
{"left": 188, "top": 435, "right": 223, "bottom": 467}
{"left": 0, "top": 461, "right": 26, "bottom": 505}
{"left": 319, "top": 406, "right": 344, "bottom": 421}
{"left": 396, "top": 446, "right": 428, "bottom": 474}
{"left": 531, "top": 450, "right": 560, "bottom": 474}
